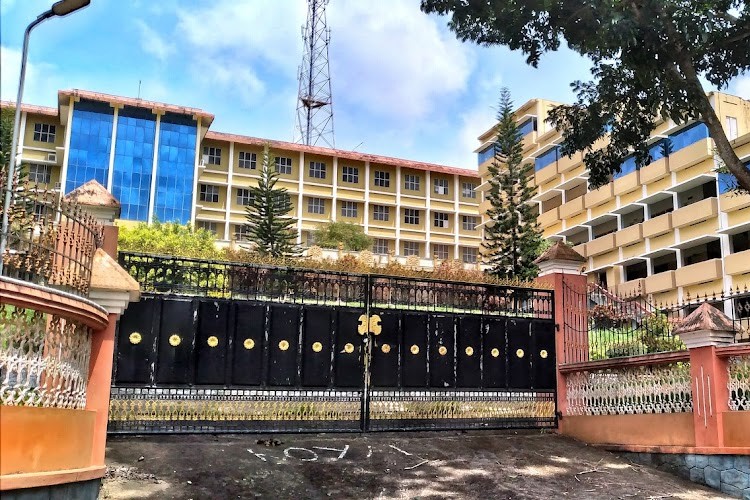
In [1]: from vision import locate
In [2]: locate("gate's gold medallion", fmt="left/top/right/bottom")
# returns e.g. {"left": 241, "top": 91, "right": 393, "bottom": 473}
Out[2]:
{"left": 279, "top": 340, "right": 290, "bottom": 351}
{"left": 128, "top": 332, "right": 141, "bottom": 345}
{"left": 465, "top": 346, "right": 474, "bottom": 356}
{"left": 516, "top": 349, "right": 524, "bottom": 358}
{"left": 491, "top": 348, "right": 500, "bottom": 358}
{"left": 410, "top": 344, "right": 419, "bottom": 355}
{"left": 312, "top": 341, "right": 323, "bottom": 352}
{"left": 207, "top": 336, "right": 219, "bottom": 347}
{"left": 169, "top": 334, "right": 181, "bottom": 347}
{"left": 438, "top": 346, "right": 447, "bottom": 356}
{"left": 381, "top": 344, "right": 391, "bottom": 353}
{"left": 344, "top": 343, "right": 354, "bottom": 353}
{"left": 243, "top": 338, "right": 255, "bottom": 350}
{"left": 540, "top": 349, "right": 548, "bottom": 359}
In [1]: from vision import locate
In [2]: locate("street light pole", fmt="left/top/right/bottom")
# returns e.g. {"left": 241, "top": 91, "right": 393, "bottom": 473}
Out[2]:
{"left": 0, "top": 0, "right": 91, "bottom": 274}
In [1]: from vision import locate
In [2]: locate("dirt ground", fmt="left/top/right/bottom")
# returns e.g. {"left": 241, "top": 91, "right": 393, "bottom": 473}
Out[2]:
{"left": 102, "top": 430, "right": 729, "bottom": 500}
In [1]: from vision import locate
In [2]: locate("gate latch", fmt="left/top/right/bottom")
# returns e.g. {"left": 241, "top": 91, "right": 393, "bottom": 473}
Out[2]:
{"left": 358, "top": 314, "right": 382, "bottom": 335}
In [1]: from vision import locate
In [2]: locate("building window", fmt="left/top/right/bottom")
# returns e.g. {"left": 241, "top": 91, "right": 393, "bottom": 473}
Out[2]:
{"left": 197, "top": 221, "right": 218, "bottom": 235}
{"left": 238, "top": 151, "right": 257, "bottom": 169}
{"left": 275, "top": 157, "right": 293, "bottom": 174}
{"left": 535, "top": 146, "right": 559, "bottom": 171}
{"left": 403, "top": 241, "right": 420, "bottom": 256}
{"left": 403, "top": 209, "right": 420, "bottom": 225}
{"left": 404, "top": 174, "right": 420, "bottom": 191}
{"left": 462, "top": 216, "right": 478, "bottom": 231}
{"left": 726, "top": 116, "right": 738, "bottom": 140}
{"left": 372, "top": 204, "right": 390, "bottom": 221}
{"left": 307, "top": 197, "right": 325, "bottom": 215}
{"left": 477, "top": 144, "right": 494, "bottom": 166}
{"left": 199, "top": 184, "right": 219, "bottom": 203}
{"left": 374, "top": 170, "right": 390, "bottom": 188}
{"left": 28, "top": 163, "right": 51, "bottom": 184}
{"left": 373, "top": 238, "right": 389, "bottom": 254}
{"left": 462, "top": 182, "right": 477, "bottom": 199}
{"left": 236, "top": 188, "right": 254, "bottom": 206}
{"left": 33, "top": 123, "right": 55, "bottom": 143}
{"left": 235, "top": 225, "right": 251, "bottom": 241}
{"left": 518, "top": 117, "right": 537, "bottom": 136}
{"left": 309, "top": 161, "right": 326, "bottom": 179}
{"left": 203, "top": 146, "right": 221, "bottom": 165}
{"left": 32, "top": 203, "right": 47, "bottom": 221}
{"left": 434, "top": 178, "right": 449, "bottom": 195}
{"left": 342, "top": 166, "right": 359, "bottom": 183}
{"left": 432, "top": 244, "right": 449, "bottom": 260}
{"left": 462, "top": 247, "right": 477, "bottom": 264}
{"left": 341, "top": 201, "right": 358, "bottom": 218}
{"left": 433, "top": 212, "right": 450, "bottom": 228}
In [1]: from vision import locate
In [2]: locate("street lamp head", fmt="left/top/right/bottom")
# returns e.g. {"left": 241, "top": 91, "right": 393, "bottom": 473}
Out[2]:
{"left": 51, "top": 0, "right": 91, "bottom": 16}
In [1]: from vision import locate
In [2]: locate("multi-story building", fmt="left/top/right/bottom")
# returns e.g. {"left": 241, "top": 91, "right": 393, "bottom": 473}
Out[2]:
{"left": 2, "top": 89, "right": 482, "bottom": 265}
{"left": 477, "top": 92, "right": 750, "bottom": 304}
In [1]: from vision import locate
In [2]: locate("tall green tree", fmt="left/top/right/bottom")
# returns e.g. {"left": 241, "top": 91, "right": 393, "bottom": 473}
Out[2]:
{"left": 421, "top": 0, "right": 750, "bottom": 192}
{"left": 243, "top": 145, "right": 298, "bottom": 257}
{"left": 313, "top": 221, "right": 372, "bottom": 251}
{"left": 482, "top": 88, "right": 544, "bottom": 280}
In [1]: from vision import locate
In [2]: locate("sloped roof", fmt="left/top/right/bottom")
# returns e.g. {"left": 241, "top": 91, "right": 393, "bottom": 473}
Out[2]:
{"left": 63, "top": 180, "right": 120, "bottom": 208}
{"left": 534, "top": 241, "right": 586, "bottom": 264}
{"left": 0, "top": 100, "right": 58, "bottom": 117}
{"left": 673, "top": 302, "right": 735, "bottom": 335}
{"left": 90, "top": 248, "right": 140, "bottom": 293}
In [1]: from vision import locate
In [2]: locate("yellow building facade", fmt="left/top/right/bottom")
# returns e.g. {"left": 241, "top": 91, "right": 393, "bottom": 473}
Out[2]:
{"left": 2, "top": 89, "right": 482, "bottom": 265}
{"left": 477, "top": 92, "right": 750, "bottom": 304}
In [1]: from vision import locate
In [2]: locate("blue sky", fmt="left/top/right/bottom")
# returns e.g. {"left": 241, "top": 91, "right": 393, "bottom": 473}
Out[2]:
{"left": 2, "top": 0, "right": 748, "bottom": 169}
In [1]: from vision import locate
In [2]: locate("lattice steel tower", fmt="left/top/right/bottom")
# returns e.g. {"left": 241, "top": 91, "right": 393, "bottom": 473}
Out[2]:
{"left": 295, "top": 0, "right": 334, "bottom": 148}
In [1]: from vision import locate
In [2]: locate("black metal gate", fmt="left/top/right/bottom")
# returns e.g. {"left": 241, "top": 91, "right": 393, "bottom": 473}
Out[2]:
{"left": 109, "top": 253, "right": 556, "bottom": 433}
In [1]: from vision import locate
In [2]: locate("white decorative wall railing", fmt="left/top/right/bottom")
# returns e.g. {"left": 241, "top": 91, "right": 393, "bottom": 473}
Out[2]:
{"left": 728, "top": 355, "right": 750, "bottom": 411}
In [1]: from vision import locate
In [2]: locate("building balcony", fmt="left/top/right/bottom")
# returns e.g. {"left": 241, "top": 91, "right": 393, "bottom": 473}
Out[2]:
{"left": 639, "top": 157, "right": 670, "bottom": 184}
{"left": 671, "top": 197, "right": 719, "bottom": 228}
{"left": 644, "top": 270, "right": 676, "bottom": 294}
{"left": 613, "top": 170, "right": 641, "bottom": 196}
{"left": 617, "top": 278, "right": 645, "bottom": 296}
{"left": 538, "top": 207, "right": 560, "bottom": 229}
{"left": 720, "top": 192, "right": 750, "bottom": 213}
{"left": 587, "top": 233, "right": 616, "bottom": 257}
{"left": 642, "top": 212, "right": 673, "bottom": 238}
{"left": 615, "top": 224, "right": 643, "bottom": 247}
{"left": 674, "top": 258, "right": 723, "bottom": 287}
{"left": 559, "top": 196, "right": 585, "bottom": 219}
{"left": 584, "top": 184, "right": 614, "bottom": 209}
{"left": 724, "top": 249, "right": 750, "bottom": 276}
{"left": 669, "top": 139, "right": 712, "bottom": 172}
{"left": 557, "top": 152, "right": 583, "bottom": 174}
{"left": 535, "top": 163, "right": 559, "bottom": 185}
{"left": 572, "top": 242, "right": 588, "bottom": 259}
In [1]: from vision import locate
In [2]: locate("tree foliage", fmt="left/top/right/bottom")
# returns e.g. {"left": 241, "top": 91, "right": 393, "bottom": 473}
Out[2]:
{"left": 243, "top": 145, "right": 298, "bottom": 257}
{"left": 118, "top": 221, "right": 220, "bottom": 258}
{"left": 312, "top": 221, "right": 373, "bottom": 251}
{"left": 482, "top": 88, "right": 544, "bottom": 280}
{"left": 421, "top": 0, "right": 750, "bottom": 192}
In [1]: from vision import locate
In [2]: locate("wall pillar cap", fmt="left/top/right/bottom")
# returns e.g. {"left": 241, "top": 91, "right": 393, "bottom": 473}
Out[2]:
{"left": 534, "top": 241, "right": 586, "bottom": 276}
{"left": 89, "top": 248, "right": 140, "bottom": 316}
{"left": 673, "top": 302, "right": 735, "bottom": 348}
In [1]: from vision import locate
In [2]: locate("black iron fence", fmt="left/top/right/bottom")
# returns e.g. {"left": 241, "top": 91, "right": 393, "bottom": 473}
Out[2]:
{"left": 118, "top": 252, "right": 554, "bottom": 317}
{"left": 1, "top": 188, "right": 102, "bottom": 296}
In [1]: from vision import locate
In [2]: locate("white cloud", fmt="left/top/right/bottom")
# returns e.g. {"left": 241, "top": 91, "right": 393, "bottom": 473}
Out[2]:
{"left": 732, "top": 74, "right": 750, "bottom": 99}
{"left": 134, "top": 19, "right": 175, "bottom": 62}
{"left": 0, "top": 46, "right": 61, "bottom": 106}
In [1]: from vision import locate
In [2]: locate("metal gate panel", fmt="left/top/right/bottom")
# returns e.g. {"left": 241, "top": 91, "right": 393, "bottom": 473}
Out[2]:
{"left": 301, "top": 306, "right": 334, "bottom": 387}
{"left": 456, "top": 316, "right": 481, "bottom": 388}
{"left": 482, "top": 317, "right": 508, "bottom": 388}
{"left": 231, "top": 303, "right": 265, "bottom": 386}
{"left": 114, "top": 297, "right": 157, "bottom": 384}
{"left": 194, "top": 300, "right": 230, "bottom": 385}
{"left": 267, "top": 305, "right": 300, "bottom": 386}
{"left": 333, "top": 309, "right": 363, "bottom": 388}
{"left": 428, "top": 314, "right": 455, "bottom": 388}
{"left": 369, "top": 310, "right": 399, "bottom": 388}
{"left": 507, "top": 318, "right": 532, "bottom": 389}
{"left": 401, "top": 313, "right": 428, "bottom": 387}
{"left": 155, "top": 299, "right": 195, "bottom": 385}
{"left": 531, "top": 320, "right": 556, "bottom": 390}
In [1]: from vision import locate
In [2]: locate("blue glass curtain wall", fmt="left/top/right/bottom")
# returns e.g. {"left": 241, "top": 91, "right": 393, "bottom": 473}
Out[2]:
{"left": 669, "top": 122, "right": 709, "bottom": 152}
{"left": 154, "top": 113, "right": 197, "bottom": 224}
{"left": 112, "top": 107, "right": 156, "bottom": 221}
{"left": 535, "top": 146, "right": 559, "bottom": 171}
{"left": 66, "top": 100, "right": 114, "bottom": 193}
{"left": 518, "top": 118, "right": 536, "bottom": 137}
{"left": 477, "top": 144, "right": 495, "bottom": 166}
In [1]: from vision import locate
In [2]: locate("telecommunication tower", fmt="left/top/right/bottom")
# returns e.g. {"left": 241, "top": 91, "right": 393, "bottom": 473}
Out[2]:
{"left": 295, "top": 0, "right": 334, "bottom": 148}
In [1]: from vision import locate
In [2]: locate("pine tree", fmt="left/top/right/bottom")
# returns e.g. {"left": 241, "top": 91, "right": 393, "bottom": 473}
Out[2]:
{"left": 482, "top": 88, "right": 544, "bottom": 280}
{"left": 243, "top": 145, "right": 298, "bottom": 257}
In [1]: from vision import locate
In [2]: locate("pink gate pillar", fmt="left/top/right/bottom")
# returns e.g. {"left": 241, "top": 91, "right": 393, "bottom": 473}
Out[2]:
{"left": 533, "top": 242, "right": 587, "bottom": 416}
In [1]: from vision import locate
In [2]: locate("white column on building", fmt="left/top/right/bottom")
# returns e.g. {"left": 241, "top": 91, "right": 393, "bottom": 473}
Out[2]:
{"left": 297, "top": 151, "right": 305, "bottom": 244}
{"left": 425, "top": 170, "right": 431, "bottom": 259}
{"left": 59, "top": 97, "right": 76, "bottom": 194}
{"left": 331, "top": 156, "right": 338, "bottom": 222}
{"left": 17, "top": 111, "right": 26, "bottom": 160}
{"left": 224, "top": 141, "right": 235, "bottom": 241}
{"left": 363, "top": 161, "right": 370, "bottom": 235}
{"left": 106, "top": 105, "right": 120, "bottom": 192}
{"left": 190, "top": 119, "right": 202, "bottom": 226}
{"left": 395, "top": 166, "right": 402, "bottom": 256}
{"left": 453, "top": 176, "right": 460, "bottom": 260}
{"left": 146, "top": 111, "right": 162, "bottom": 224}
